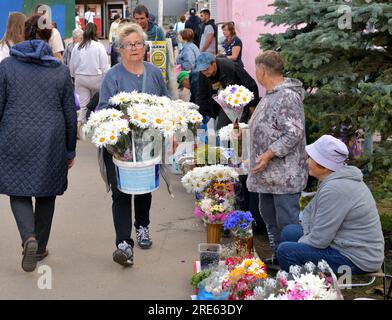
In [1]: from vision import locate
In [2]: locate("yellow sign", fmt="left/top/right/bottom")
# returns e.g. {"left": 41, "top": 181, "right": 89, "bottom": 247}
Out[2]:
{"left": 146, "top": 41, "right": 167, "bottom": 81}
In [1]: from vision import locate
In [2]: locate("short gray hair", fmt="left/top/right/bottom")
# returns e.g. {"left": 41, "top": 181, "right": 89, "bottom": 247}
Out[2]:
{"left": 72, "top": 28, "right": 83, "bottom": 39}
{"left": 255, "top": 50, "right": 284, "bottom": 75}
{"left": 118, "top": 23, "right": 147, "bottom": 46}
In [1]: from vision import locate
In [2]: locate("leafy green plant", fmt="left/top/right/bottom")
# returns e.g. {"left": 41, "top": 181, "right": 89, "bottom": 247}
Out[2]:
{"left": 191, "top": 270, "right": 212, "bottom": 289}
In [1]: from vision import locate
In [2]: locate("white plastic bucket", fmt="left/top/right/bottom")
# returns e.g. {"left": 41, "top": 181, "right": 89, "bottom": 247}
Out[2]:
{"left": 113, "top": 156, "right": 161, "bottom": 195}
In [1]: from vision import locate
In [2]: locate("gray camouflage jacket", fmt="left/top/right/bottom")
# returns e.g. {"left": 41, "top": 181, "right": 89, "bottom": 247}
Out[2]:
{"left": 246, "top": 78, "right": 308, "bottom": 194}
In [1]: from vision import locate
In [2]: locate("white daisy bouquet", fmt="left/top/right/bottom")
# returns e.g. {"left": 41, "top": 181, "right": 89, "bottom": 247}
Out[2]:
{"left": 213, "top": 85, "right": 254, "bottom": 122}
{"left": 181, "top": 165, "right": 239, "bottom": 193}
{"left": 218, "top": 122, "right": 248, "bottom": 141}
{"left": 83, "top": 91, "right": 203, "bottom": 162}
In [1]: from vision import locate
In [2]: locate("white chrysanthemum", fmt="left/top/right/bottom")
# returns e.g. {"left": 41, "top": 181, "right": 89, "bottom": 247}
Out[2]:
{"left": 253, "top": 286, "right": 266, "bottom": 300}
{"left": 200, "top": 198, "right": 213, "bottom": 212}
{"left": 160, "top": 120, "right": 176, "bottom": 138}
{"left": 218, "top": 122, "right": 248, "bottom": 141}
{"left": 92, "top": 132, "right": 108, "bottom": 147}
{"left": 289, "top": 265, "right": 302, "bottom": 276}
{"left": 107, "top": 109, "right": 123, "bottom": 120}
{"left": 111, "top": 119, "right": 130, "bottom": 134}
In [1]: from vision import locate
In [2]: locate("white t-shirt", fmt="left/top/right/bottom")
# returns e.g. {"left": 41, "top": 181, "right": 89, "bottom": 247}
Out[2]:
{"left": 75, "top": 16, "right": 81, "bottom": 29}
{"left": 49, "top": 28, "right": 64, "bottom": 54}
{"left": 69, "top": 41, "right": 109, "bottom": 77}
{"left": 0, "top": 42, "right": 11, "bottom": 63}
{"left": 84, "top": 11, "right": 95, "bottom": 24}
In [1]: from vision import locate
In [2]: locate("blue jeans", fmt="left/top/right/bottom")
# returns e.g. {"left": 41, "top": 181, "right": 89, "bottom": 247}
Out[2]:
{"left": 277, "top": 224, "right": 366, "bottom": 275}
{"left": 258, "top": 193, "right": 300, "bottom": 252}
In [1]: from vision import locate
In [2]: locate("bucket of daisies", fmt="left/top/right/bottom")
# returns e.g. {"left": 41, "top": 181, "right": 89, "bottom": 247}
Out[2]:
{"left": 83, "top": 91, "right": 202, "bottom": 194}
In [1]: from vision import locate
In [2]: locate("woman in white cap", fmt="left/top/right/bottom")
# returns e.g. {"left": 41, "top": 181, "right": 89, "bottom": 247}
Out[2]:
{"left": 276, "top": 135, "right": 385, "bottom": 274}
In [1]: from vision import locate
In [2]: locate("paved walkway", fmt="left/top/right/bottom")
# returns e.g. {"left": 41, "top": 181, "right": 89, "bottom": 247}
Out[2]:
{"left": 0, "top": 141, "right": 206, "bottom": 299}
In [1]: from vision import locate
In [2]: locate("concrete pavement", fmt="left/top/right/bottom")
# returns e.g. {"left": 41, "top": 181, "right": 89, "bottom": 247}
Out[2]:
{"left": 0, "top": 140, "right": 206, "bottom": 299}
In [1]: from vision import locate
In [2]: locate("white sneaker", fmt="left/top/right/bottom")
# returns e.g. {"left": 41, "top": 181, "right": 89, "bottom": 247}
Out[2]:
{"left": 112, "top": 241, "right": 134, "bottom": 266}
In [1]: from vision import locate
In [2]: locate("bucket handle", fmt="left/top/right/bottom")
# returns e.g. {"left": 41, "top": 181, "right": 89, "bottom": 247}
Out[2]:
{"left": 132, "top": 131, "right": 136, "bottom": 164}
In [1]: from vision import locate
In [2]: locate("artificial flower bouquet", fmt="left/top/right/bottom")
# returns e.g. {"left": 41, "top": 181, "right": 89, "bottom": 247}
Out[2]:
{"left": 252, "top": 261, "right": 343, "bottom": 300}
{"left": 181, "top": 165, "right": 239, "bottom": 224}
{"left": 224, "top": 210, "right": 254, "bottom": 239}
{"left": 197, "top": 265, "right": 231, "bottom": 300}
{"left": 213, "top": 85, "right": 254, "bottom": 123}
{"left": 196, "top": 255, "right": 268, "bottom": 300}
{"left": 83, "top": 91, "right": 203, "bottom": 162}
{"left": 224, "top": 255, "right": 267, "bottom": 300}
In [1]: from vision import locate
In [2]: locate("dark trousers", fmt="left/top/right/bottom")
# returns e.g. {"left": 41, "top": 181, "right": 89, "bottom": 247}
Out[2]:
{"left": 258, "top": 193, "right": 300, "bottom": 253}
{"left": 110, "top": 46, "right": 119, "bottom": 67}
{"left": 103, "top": 149, "right": 152, "bottom": 247}
{"left": 238, "top": 175, "right": 267, "bottom": 234}
{"left": 10, "top": 196, "right": 56, "bottom": 253}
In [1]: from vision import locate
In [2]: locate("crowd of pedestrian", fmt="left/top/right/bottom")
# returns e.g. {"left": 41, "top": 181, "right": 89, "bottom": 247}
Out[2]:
{"left": 0, "top": 4, "right": 385, "bottom": 278}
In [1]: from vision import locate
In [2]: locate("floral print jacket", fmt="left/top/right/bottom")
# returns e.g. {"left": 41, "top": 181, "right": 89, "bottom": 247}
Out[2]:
{"left": 246, "top": 78, "right": 308, "bottom": 194}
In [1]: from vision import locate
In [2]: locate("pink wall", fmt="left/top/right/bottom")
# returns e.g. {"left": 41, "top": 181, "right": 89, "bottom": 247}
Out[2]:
{"left": 217, "top": 0, "right": 286, "bottom": 96}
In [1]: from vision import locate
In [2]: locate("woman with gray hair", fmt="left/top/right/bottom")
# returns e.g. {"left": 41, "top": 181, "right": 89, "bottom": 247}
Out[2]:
{"left": 62, "top": 28, "right": 83, "bottom": 66}
{"left": 97, "top": 23, "right": 168, "bottom": 267}
{"left": 246, "top": 50, "right": 308, "bottom": 264}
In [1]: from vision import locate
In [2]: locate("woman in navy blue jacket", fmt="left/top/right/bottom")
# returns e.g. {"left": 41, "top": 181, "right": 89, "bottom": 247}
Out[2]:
{"left": 0, "top": 15, "right": 77, "bottom": 272}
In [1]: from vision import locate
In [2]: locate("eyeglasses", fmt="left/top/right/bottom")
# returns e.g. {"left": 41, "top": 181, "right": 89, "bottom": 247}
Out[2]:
{"left": 120, "top": 41, "right": 145, "bottom": 49}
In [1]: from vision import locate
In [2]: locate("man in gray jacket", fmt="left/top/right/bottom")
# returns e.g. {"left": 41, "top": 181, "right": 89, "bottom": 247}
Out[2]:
{"left": 247, "top": 51, "right": 307, "bottom": 255}
{"left": 277, "top": 135, "right": 385, "bottom": 274}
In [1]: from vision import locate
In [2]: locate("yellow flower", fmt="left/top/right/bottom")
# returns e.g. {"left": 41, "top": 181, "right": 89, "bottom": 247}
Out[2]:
{"left": 244, "top": 259, "right": 253, "bottom": 268}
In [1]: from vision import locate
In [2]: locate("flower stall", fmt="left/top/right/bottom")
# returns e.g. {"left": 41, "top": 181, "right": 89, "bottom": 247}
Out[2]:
{"left": 181, "top": 165, "right": 239, "bottom": 243}
{"left": 191, "top": 257, "right": 343, "bottom": 300}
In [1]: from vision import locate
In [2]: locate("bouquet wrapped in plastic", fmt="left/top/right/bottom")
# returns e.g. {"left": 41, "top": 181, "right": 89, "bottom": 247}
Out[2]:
{"left": 213, "top": 85, "right": 254, "bottom": 123}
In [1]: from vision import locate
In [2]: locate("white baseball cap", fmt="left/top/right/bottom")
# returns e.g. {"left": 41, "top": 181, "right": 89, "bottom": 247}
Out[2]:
{"left": 305, "top": 135, "right": 349, "bottom": 171}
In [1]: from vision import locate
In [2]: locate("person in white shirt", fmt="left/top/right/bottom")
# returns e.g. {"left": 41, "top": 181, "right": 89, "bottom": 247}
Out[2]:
{"left": 49, "top": 23, "right": 65, "bottom": 62}
{"left": 69, "top": 23, "right": 109, "bottom": 125}
{"left": 75, "top": 11, "right": 82, "bottom": 30}
{"left": 84, "top": 8, "right": 96, "bottom": 25}
{"left": 0, "top": 12, "right": 26, "bottom": 63}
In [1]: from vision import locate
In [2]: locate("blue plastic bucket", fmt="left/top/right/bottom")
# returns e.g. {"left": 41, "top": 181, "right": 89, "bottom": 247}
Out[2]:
{"left": 113, "top": 156, "right": 161, "bottom": 194}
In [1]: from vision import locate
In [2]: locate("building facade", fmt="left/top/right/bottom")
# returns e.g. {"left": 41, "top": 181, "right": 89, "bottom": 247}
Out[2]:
{"left": 217, "top": 0, "right": 286, "bottom": 95}
{"left": 0, "top": 0, "right": 75, "bottom": 39}
{"left": 75, "top": 0, "right": 188, "bottom": 38}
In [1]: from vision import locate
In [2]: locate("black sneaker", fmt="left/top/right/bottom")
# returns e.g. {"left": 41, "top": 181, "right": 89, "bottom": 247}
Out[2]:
{"left": 36, "top": 249, "right": 49, "bottom": 262}
{"left": 113, "top": 241, "right": 134, "bottom": 267}
{"left": 22, "top": 239, "right": 38, "bottom": 272}
{"left": 264, "top": 255, "right": 280, "bottom": 271}
{"left": 136, "top": 226, "right": 152, "bottom": 249}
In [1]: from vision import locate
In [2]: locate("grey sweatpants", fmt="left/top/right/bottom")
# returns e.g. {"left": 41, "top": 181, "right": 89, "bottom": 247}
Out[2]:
{"left": 258, "top": 193, "right": 300, "bottom": 253}
{"left": 75, "top": 74, "right": 103, "bottom": 123}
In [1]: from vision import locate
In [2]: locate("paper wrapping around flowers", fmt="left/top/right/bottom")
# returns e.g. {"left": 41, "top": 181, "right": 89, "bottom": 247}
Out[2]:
{"left": 213, "top": 95, "right": 244, "bottom": 123}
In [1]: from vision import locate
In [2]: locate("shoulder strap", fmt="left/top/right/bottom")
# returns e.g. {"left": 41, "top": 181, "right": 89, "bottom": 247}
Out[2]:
{"left": 142, "top": 64, "right": 148, "bottom": 93}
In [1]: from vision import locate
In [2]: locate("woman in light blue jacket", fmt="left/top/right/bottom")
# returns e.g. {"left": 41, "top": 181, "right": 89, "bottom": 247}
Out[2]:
{"left": 176, "top": 29, "right": 200, "bottom": 71}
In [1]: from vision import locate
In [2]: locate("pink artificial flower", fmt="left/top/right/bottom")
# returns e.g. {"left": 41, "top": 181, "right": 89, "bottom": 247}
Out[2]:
{"left": 288, "top": 288, "right": 311, "bottom": 300}
{"left": 194, "top": 206, "right": 203, "bottom": 219}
